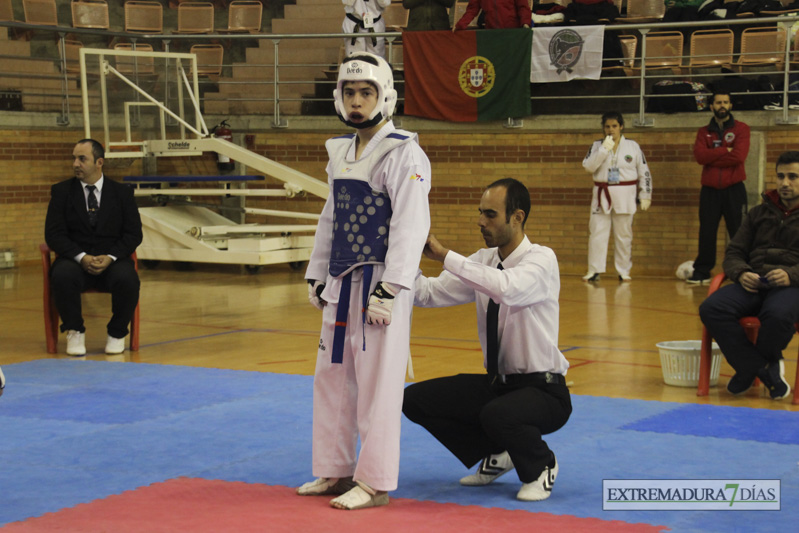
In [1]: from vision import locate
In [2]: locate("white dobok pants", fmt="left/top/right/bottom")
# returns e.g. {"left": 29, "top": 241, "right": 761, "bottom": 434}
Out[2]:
{"left": 311, "top": 267, "right": 411, "bottom": 492}
{"left": 588, "top": 211, "right": 634, "bottom": 277}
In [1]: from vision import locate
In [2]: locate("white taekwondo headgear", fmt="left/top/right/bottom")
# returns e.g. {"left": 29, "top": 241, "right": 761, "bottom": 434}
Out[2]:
{"left": 333, "top": 52, "right": 397, "bottom": 129}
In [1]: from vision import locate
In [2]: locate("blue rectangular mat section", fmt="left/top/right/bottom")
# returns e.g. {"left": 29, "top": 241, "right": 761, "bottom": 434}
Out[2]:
{"left": 621, "top": 403, "right": 799, "bottom": 445}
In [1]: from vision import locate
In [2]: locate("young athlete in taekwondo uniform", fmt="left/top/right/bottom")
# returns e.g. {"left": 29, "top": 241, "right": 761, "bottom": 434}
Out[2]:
{"left": 581, "top": 112, "right": 652, "bottom": 282}
{"left": 297, "top": 52, "right": 431, "bottom": 510}
{"left": 342, "top": 0, "right": 392, "bottom": 58}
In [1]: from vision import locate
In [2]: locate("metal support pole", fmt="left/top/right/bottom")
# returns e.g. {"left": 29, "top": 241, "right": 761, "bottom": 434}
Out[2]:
{"left": 130, "top": 38, "right": 141, "bottom": 127}
{"left": 100, "top": 55, "right": 110, "bottom": 150}
{"left": 777, "top": 21, "right": 798, "bottom": 125}
{"left": 635, "top": 28, "right": 654, "bottom": 127}
{"left": 57, "top": 33, "right": 69, "bottom": 126}
{"left": 164, "top": 39, "right": 177, "bottom": 126}
{"left": 272, "top": 39, "right": 287, "bottom": 128}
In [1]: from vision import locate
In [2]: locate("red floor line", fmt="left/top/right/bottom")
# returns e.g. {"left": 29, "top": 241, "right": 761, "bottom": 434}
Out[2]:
{"left": 257, "top": 359, "right": 309, "bottom": 366}
{"left": 410, "top": 342, "right": 482, "bottom": 352}
{"left": 566, "top": 358, "right": 665, "bottom": 370}
{"left": 568, "top": 360, "right": 596, "bottom": 368}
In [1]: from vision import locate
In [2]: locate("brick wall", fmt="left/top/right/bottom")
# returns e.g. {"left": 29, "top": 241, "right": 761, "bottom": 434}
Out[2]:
{"left": 5, "top": 126, "right": 799, "bottom": 278}
{"left": 248, "top": 129, "right": 742, "bottom": 277}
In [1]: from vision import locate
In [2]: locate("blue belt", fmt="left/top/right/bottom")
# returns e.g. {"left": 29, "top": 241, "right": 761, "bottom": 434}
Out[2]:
{"left": 331, "top": 265, "right": 374, "bottom": 364}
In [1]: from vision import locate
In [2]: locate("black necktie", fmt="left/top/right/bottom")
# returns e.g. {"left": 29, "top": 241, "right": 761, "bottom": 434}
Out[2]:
{"left": 486, "top": 263, "right": 503, "bottom": 383}
{"left": 86, "top": 185, "right": 98, "bottom": 227}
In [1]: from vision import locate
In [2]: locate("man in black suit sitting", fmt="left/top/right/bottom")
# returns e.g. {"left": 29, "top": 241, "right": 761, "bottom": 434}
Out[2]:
{"left": 44, "top": 139, "right": 142, "bottom": 356}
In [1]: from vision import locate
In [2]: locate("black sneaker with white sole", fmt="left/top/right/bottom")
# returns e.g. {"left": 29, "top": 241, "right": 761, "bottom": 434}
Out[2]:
{"left": 757, "top": 360, "right": 791, "bottom": 400}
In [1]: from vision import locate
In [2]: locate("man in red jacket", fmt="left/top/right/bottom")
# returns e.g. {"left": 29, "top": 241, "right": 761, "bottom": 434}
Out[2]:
{"left": 454, "top": 0, "right": 531, "bottom": 30}
{"left": 687, "top": 92, "right": 750, "bottom": 285}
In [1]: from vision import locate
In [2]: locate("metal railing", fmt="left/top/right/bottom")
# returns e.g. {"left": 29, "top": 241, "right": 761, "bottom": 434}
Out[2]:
{"left": 1, "top": 16, "right": 799, "bottom": 127}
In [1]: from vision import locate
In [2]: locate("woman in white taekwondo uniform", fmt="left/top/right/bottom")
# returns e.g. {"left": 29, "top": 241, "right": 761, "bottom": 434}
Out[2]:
{"left": 342, "top": 0, "right": 392, "bottom": 58}
{"left": 297, "top": 53, "right": 431, "bottom": 510}
{"left": 582, "top": 112, "right": 652, "bottom": 282}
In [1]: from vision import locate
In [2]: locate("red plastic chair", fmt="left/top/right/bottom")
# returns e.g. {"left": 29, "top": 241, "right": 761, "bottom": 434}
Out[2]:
{"left": 698, "top": 273, "right": 799, "bottom": 404}
{"left": 40, "top": 243, "right": 140, "bottom": 354}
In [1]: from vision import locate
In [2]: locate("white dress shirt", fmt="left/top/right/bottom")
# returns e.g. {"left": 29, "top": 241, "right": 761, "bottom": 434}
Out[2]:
{"left": 414, "top": 235, "right": 569, "bottom": 376}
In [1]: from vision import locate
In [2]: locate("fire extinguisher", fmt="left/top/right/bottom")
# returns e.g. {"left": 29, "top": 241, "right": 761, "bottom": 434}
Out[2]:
{"left": 212, "top": 120, "right": 234, "bottom": 172}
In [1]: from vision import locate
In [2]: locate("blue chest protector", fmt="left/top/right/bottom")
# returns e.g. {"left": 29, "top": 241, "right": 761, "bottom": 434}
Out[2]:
{"left": 326, "top": 130, "right": 413, "bottom": 277}
{"left": 329, "top": 180, "right": 392, "bottom": 277}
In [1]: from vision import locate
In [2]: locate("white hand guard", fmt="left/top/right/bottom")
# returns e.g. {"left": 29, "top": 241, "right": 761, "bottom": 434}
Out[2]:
{"left": 307, "top": 279, "right": 326, "bottom": 310}
{"left": 366, "top": 281, "right": 399, "bottom": 326}
{"left": 639, "top": 198, "right": 651, "bottom": 211}
{"left": 602, "top": 135, "right": 615, "bottom": 151}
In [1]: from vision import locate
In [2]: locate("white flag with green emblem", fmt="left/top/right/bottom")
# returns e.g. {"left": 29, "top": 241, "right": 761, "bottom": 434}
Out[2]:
{"left": 531, "top": 25, "right": 604, "bottom": 83}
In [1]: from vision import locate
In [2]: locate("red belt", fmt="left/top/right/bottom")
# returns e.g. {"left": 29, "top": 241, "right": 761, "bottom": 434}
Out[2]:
{"left": 594, "top": 180, "right": 638, "bottom": 210}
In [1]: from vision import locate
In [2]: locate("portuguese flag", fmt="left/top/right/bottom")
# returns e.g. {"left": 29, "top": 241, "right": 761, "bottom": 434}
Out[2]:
{"left": 403, "top": 29, "right": 532, "bottom": 122}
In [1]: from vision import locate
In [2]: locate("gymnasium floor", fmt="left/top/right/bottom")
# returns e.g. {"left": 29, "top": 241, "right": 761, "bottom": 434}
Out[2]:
{"left": 0, "top": 262, "right": 797, "bottom": 532}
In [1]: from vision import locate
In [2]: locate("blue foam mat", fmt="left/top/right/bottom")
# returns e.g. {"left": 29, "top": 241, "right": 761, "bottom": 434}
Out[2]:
{"left": 0, "top": 359, "right": 797, "bottom": 533}
{"left": 622, "top": 403, "right": 799, "bottom": 445}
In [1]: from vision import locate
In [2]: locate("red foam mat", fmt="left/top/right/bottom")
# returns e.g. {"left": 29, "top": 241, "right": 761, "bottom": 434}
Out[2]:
{"left": 1, "top": 478, "right": 668, "bottom": 533}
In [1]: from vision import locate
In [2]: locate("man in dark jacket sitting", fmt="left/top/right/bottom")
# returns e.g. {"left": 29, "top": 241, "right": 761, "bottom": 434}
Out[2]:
{"left": 699, "top": 150, "right": 799, "bottom": 400}
{"left": 44, "top": 139, "right": 142, "bottom": 356}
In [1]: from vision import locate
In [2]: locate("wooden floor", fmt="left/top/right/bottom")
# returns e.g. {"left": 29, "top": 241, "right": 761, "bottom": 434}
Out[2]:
{"left": 1, "top": 259, "right": 796, "bottom": 412}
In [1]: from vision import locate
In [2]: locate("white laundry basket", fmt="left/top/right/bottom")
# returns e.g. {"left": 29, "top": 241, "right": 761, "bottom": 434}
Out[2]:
{"left": 656, "top": 340, "right": 722, "bottom": 387}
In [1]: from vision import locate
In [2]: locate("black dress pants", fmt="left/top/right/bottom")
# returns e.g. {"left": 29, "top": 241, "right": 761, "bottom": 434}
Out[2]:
{"left": 693, "top": 182, "right": 747, "bottom": 279}
{"left": 403, "top": 373, "right": 572, "bottom": 483}
{"left": 50, "top": 256, "right": 140, "bottom": 338}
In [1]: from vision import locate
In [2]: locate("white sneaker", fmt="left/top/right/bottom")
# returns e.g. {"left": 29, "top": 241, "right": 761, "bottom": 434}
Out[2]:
{"left": 517, "top": 454, "right": 558, "bottom": 501}
{"left": 105, "top": 336, "right": 126, "bottom": 355}
{"left": 460, "top": 451, "right": 514, "bottom": 486}
{"left": 66, "top": 330, "right": 86, "bottom": 356}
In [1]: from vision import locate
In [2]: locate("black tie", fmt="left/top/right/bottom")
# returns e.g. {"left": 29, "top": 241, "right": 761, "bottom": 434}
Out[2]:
{"left": 86, "top": 185, "right": 98, "bottom": 227}
{"left": 486, "top": 263, "right": 503, "bottom": 384}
